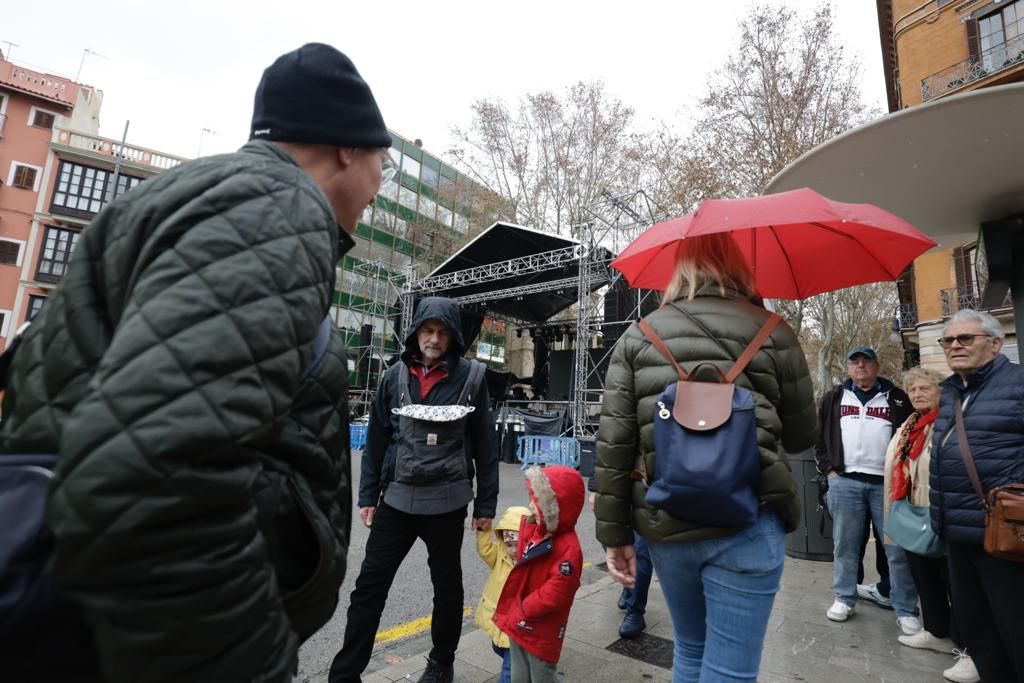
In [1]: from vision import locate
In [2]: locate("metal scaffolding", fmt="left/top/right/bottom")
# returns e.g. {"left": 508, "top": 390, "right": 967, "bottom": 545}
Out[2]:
{"left": 569, "top": 190, "right": 666, "bottom": 438}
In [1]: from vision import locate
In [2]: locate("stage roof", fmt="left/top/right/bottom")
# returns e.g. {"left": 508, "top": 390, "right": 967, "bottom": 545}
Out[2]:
{"left": 418, "top": 222, "right": 612, "bottom": 324}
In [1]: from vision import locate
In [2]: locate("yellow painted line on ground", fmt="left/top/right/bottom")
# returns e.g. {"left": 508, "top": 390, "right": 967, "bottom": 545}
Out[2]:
{"left": 374, "top": 607, "right": 473, "bottom": 644}
{"left": 583, "top": 561, "right": 593, "bottom": 569}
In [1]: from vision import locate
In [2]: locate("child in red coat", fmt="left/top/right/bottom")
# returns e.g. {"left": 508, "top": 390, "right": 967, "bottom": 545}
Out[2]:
{"left": 492, "top": 465, "right": 585, "bottom": 682}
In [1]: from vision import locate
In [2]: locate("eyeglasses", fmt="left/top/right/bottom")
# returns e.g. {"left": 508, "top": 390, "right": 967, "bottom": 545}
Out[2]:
{"left": 938, "top": 334, "right": 991, "bottom": 349}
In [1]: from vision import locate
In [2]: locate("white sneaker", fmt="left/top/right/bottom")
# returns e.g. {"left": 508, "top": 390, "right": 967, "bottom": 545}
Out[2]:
{"left": 856, "top": 582, "right": 893, "bottom": 609}
{"left": 897, "top": 629, "right": 955, "bottom": 653}
{"left": 896, "top": 615, "right": 923, "bottom": 635}
{"left": 943, "top": 650, "right": 980, "bottom": 683}
{"left": 826, "top": 600, "right": 854, "bottom": 622}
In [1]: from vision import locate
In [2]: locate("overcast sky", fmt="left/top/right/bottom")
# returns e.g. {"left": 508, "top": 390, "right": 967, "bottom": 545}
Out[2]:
{"left": 4, "top": 0, "right": 887, "bottom": 164}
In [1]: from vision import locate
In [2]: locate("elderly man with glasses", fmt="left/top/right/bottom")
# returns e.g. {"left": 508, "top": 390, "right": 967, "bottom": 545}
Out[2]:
{"left": 929, "top": 309, "right": 1024, "bottom": 682}
{"left": 814, "top": 346, "right": 920, "bottom": 634}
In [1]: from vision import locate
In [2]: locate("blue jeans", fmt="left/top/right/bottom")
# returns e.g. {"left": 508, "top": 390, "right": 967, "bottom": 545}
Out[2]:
{"left": 825, "top": 475, "right": 918, "bottom": 616}
{"left": 648, "top": 510, "right": 785, "bottom": 683}
{"left": 492, "top": 643, "right": 512, "bottom": 683}
{"left": 620, "top": 533, "right": 653, "bottom": 613}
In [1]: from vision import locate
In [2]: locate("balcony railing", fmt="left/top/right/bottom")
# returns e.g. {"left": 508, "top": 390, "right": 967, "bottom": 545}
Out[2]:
{"left": 896, "top": 302, "right": 918, "bottom": 329}
{"left": 941, "top": 286, "right": 1012, "bottom": 317}
{"left": 921, "top": 33, "right": 1024, "bottom": 101}
{"left": 53, "top": 128, "right": 186, "bottom": 171}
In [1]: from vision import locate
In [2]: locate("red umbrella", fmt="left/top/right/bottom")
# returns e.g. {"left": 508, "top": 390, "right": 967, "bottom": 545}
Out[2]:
{"left": 610, "top": 188, "right": 936, "bottom": 299}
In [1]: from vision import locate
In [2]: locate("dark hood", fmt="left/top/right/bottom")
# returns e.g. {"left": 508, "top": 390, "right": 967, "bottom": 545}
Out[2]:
{"left": 401, "top": 296, "right": 465, "bottom": 362}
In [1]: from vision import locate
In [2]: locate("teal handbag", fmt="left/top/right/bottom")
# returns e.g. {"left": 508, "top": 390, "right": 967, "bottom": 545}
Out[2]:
{"left": 887, "top": 498, "right": 944, "bottom": 557}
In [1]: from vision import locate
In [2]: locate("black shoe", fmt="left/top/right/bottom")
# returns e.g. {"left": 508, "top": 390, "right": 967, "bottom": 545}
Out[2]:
{"left": 617, "top": 587, "right": 630, "bottom": 610}
{"left": 417, "top": 658, "right": 454, "bottom": 683}
{"left": 619, "top": 608, "right": 646, "bottom": 638}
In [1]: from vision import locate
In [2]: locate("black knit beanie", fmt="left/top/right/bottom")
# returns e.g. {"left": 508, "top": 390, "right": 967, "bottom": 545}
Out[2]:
{"left": 250, "top": 43, "right": 392, "bottom": 148}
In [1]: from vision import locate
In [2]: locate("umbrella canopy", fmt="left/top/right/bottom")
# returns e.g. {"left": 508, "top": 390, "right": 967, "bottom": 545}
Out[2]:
{"left": 610, "top": 188, "right": 937, "bottom": 300}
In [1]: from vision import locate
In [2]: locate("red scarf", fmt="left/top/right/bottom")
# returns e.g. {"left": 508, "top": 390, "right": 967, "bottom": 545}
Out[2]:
{"left": 891, "top": 408, "right": 937, "bottom": 501}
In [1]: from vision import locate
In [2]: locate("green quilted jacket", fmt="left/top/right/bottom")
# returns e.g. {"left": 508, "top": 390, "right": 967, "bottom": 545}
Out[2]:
{"left": 594, "top": 289, "right": 818, "bottom": 548}
{"left": 0, "top": 141, "right": 351, "bottom": 682}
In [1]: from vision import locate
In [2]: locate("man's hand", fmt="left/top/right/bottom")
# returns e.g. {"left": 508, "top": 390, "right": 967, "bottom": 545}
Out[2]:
{"left": 472, "top": 517, "right": 493, "bottom": 531}
{"left": 606, "top": 545, "right": 636, "bottom": 587}
{"left": 360, "top": 506, "right": 376, "bottom": 528}
{"left": 827, "top": 472, "right": 839, "bottom": 480}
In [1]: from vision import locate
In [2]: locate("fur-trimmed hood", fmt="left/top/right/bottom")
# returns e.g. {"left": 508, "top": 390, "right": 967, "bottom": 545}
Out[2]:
{"left": 524, "top": 466, "right": 584, "bottom": 536}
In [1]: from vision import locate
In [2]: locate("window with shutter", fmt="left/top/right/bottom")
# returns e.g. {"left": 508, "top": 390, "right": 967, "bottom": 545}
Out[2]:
{"left": 0, "top": 240, "right": 20, "bottom": 265}
{"left": 31, "top": 109, "right": 56, "bottom": 130}
{"left": 12, "top": 165, "right": 37, "bottom": 190}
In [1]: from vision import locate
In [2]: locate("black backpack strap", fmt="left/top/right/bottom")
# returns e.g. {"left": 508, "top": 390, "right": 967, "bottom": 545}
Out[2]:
{"left": 460, "top": 359, "right": 486, "bottom": 406}
{"left": 398, "top": 360, "right": 412, "bottom": 406}
{"left": 299, "top": 315, "right": 334, "bottom": 382}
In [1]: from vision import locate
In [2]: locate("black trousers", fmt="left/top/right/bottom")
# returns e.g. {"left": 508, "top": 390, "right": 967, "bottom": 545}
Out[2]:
{"left": 905, "top": 550, "right": 960, "bottom": 645}
{"left": 329, "top": 503, "right": 467, "bottom": 683}
{"left": 946, "top": 540, "right": 1024, "bottom": 682}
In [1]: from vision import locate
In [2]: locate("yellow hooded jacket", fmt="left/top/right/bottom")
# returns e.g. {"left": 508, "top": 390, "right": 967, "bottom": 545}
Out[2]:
{"left": 474, "top": 505, "right": 530, "bottom": 647}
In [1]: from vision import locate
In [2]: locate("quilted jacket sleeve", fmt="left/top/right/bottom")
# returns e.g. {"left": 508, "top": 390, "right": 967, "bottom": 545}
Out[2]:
{"left": 595, "top": 336, "right": 639, "bottom": 548}
{"left": 772, "top": 322, "right": 818, "bottom": 454}
{"left": 46, "top": 170, "right": 337, "bottom": 683}
{"left": 470, "top": 376, "right": 499, "bottom": 519}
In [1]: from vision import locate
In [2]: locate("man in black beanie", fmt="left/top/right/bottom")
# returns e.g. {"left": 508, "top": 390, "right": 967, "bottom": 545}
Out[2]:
{"left": 0, "top": 44, "right": 390, "bottom": 682}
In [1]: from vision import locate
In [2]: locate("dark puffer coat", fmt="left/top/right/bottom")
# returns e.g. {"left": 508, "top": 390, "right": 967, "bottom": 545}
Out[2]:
{"left": 595, "top": 289, "right": 818, "bottom": 548}
{"left": 929, "top": 354, "right": 1024, "bottom": 544}
{"left": 0, "top": 141, "right": 351, "bottom": 682}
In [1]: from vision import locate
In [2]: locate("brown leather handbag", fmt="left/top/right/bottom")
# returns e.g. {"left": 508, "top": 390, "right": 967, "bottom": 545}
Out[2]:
{"left": 954, "top": 395, "right": 1024, "bottom": 563}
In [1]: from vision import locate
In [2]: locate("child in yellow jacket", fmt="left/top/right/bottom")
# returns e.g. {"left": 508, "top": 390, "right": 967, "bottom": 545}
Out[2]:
{"left": 475, "top": 505, "right": 530, "bottom": 683}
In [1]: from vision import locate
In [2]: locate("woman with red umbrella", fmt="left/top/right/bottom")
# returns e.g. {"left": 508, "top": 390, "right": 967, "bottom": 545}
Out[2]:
{"left": 594, "top": 233, "right": 818, "bottom": 681}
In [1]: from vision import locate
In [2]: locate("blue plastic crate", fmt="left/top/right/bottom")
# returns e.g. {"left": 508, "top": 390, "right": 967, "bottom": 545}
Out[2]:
{"left": 516, "top": 435, "right": 580, "bottom": 470}
{"left": 349, "top": 424, "right": 368, "bottom": 451}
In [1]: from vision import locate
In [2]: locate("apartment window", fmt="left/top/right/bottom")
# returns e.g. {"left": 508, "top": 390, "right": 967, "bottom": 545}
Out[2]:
{"left": 979, "top": 0, "right": 1024, "bottom": 71}
{"left": 8, "top": 163, "right": 41, "bottom": 191}
{"left": 36, "top": 226, "right": 80, "bottom": 282}
{"left": 0, "top": 239, "right": 21, "bottom": 266}
{"left": 51, "top": 161, "right": 142, "bottom": 217}
{"left": 29, "top": 107, "right": 58, "bottom": 131}
{"left": 27, "top": 295, "right": 47, "bottom": 321}
{"left": 0, "top": 310, "right": 9, "bottom": 338}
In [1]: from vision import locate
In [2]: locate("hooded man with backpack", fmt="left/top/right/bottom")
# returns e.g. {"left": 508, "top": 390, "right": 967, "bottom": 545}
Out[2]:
{"left": 329, "top": 296, "right": 499, "bottom": 683}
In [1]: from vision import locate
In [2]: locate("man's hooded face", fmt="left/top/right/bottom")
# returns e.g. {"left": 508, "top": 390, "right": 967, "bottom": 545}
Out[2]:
{"left": 416, "top": 318, "right": 451, "bottom": 366}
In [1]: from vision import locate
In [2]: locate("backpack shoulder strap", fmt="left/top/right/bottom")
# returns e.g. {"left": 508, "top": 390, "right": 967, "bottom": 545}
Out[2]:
{"left": 638, "top": 318, "right": 687, "bottom": 381}
{"left": 300, "top": 315, "right": 334, "bottom": 382}
{"left": 460, "top": 359, "right": 487, "bottom": 405}
{"left": 725, "top": 314, "right": 782, "bottom": 383}
{"left": 398, "top": 360, "right": 412, "bottom": 406}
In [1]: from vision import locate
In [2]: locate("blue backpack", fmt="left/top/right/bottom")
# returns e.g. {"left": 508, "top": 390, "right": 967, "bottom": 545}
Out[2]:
{"left": 637, "top": 308, "right": 780, "bottom": 528}
{"left": 0, "top": 315, "right": 335, "bottom": 637}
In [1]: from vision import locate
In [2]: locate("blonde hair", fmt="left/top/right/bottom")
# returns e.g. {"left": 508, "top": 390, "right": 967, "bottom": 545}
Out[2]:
{"left": 662, "top": 233, "right": 755, "bottom": 305}
{"left": 901, "top": 366, "right": 945, "bottom": 391}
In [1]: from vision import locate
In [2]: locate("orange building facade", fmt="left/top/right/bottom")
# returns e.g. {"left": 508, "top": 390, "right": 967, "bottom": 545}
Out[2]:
{"left": 0, "top": 52, "right": 184, "bottom": 351}
{"left": 879, "top": 0, "right": 1022, "bottom": 369}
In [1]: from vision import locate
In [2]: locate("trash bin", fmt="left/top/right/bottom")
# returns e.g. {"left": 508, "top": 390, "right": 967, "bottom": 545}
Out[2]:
{"left": 784, "top": 449, "right": 834, "bottom": 561}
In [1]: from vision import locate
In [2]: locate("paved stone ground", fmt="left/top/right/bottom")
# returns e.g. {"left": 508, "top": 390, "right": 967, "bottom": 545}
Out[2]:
{"left": 302, "top": 551, "right": 958, "bottom": 683}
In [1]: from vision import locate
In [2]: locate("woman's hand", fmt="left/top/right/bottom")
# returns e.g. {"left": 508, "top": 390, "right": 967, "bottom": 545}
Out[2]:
{"left": 606, "top": 545, "right": 637, "bottom": 587}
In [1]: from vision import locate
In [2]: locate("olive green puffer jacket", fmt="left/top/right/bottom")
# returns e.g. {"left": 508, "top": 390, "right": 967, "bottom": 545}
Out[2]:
{"left": 595, "top": 289, "right": 818, "bottom": 547}
{"left": 0, "top": 141, "right": 350, "bottom": 682}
